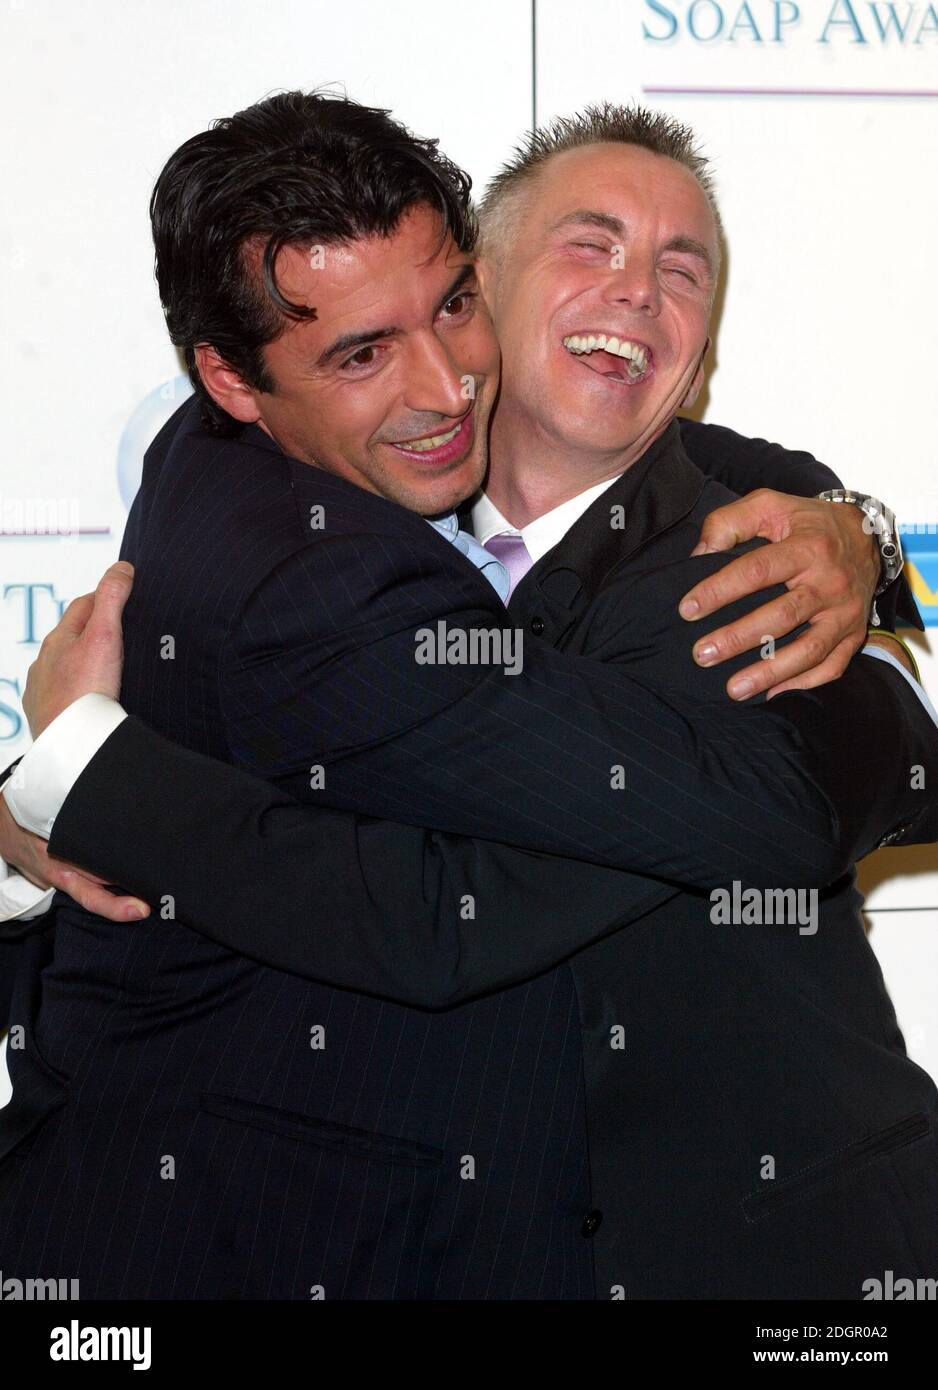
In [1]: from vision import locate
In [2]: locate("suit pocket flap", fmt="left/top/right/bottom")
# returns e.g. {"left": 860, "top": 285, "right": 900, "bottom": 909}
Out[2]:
{"left": 200, "top": 1091, "right": 443, "bottom": 1169}
{"left": 743, "top": 1112, "right": 931, "bottom": 1223}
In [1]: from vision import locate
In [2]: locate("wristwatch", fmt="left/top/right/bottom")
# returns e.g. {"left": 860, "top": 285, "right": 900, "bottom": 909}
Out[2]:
{"left": 816, "top": 489, "right": 903, "bottom": 626}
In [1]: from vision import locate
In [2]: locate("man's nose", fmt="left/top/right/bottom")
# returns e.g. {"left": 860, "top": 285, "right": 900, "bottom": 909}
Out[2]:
{"left": 404, "top": 333, "right": 473, "bottom": 419}
{"left": 604, "top": 255, "right": 660, "bottom": 316}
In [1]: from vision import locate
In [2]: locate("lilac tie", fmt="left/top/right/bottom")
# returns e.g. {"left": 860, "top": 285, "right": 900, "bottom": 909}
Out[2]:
{"left": 483, "top": 531, "right": 533, "bottom": 600}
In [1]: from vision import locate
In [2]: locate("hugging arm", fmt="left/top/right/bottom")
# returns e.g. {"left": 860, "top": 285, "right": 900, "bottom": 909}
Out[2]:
{"left": 44, "top": 726, "right": 675, "bottom": 1007}
{"left": 22, "top": 538, "right": 935, "bottom": 1008}
{"left": 678, "top": 419, "right": 922, "bottom": 680}
{"left": 209, "top": 533, "right": 931, "bottom": 884}
{"left": 679, "top": 417, "right": 842, "bottom": 498}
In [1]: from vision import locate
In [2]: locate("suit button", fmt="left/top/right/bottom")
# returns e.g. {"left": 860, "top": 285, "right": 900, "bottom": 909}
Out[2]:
{"left": 581, "top": 1209, "right": 602, "bottom": 1237}
{"left": 530, "top": 616, "right": 545, "bottom": 636}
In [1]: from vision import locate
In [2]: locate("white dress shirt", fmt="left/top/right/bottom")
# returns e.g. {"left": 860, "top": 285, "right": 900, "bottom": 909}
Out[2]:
{"left": 470, "top": 473, "right": 624, "bottom": 565}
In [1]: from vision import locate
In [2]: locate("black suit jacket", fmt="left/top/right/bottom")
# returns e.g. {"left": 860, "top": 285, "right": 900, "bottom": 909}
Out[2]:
{"left": 2, "top": 404, "right": 934, "bottom": 1299}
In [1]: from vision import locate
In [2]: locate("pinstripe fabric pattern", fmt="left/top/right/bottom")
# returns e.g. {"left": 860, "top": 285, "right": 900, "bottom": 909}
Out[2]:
{"left": 4, "top": 402, "right": 937, "bottom": 1298}
{"left": 0, "top": 912, "right": 592, "bottom": 1298}
{"left": 0, "top": 401, "right": 595, "bottom": 1299}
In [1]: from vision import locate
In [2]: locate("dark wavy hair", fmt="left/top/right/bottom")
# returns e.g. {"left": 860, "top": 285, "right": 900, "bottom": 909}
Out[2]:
{"left": 150, "top": 89, "right": 477, "bottom": 433}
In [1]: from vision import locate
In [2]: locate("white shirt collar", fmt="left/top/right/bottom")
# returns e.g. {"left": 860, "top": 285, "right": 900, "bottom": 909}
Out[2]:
{"left": 470, "top": 472, "right": 624, "bottom": 564}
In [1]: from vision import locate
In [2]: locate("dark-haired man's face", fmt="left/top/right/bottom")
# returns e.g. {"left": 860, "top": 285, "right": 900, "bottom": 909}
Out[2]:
{"left": 481, "top": 143, "right": 717, "bottom": 467}
{"left": 201, "top": 204, "right": 498, "bottom": 516}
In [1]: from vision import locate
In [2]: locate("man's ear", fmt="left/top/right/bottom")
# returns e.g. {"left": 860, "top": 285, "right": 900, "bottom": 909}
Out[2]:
{"left": 681, "top": 336, "right": 710, "bottom": 410}
{"left": 194, "top": 345, "right": 263, "bottom": 424}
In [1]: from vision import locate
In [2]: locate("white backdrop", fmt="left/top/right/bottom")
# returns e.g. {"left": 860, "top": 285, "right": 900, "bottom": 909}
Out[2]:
{"left": 1, "top": 0, "right": 936, "bottom": 1096}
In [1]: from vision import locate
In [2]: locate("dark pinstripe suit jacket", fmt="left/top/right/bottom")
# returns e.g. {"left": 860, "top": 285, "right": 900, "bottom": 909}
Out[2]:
{"left": 1, "top": 402, "right": 934, "bottom": 1299}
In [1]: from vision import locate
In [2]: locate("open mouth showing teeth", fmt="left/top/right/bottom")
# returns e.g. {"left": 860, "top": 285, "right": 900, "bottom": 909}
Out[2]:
{"left": 562, "top": 334, "right": 652, "bottom": 382}
{"left": 394, "top": 422, "right": 463, "bottom": 452}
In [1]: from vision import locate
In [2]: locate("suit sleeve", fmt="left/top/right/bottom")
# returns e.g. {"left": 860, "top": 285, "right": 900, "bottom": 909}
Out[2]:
{"left": 49, "top": 720, "right": 675, "bottom": 1007}
{"left": 54, "top": 532, "right": 934, "bottom": 876}
{"left": 576, "top": 548, "right": 938, "bottom": 871}
{"left": 46, "top": 541, "right": 937, "bottom": 1003}
{"left": 214, "top": 532, "right": 938, "bottom": 884}
{"left": 678, "top": 418, "right": 842, "bottom": 497}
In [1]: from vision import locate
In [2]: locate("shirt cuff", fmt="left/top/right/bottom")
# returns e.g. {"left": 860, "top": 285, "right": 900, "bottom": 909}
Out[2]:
{"left": 861, "top": 643, "right": 938, "bottom": 730}
{"left": 2, "top": 693, "right": 128, "bottom": 838}
{"left": 0, "top": 764, "right": 54, "bottom": 922}
{"left": 0, "top": 858, "right": 55, "bottom": 923}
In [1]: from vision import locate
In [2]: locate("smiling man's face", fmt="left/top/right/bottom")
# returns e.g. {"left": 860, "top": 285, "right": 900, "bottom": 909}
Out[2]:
{"left": 199, "top": 203, "right": 499, "bottom": 516}
{"left": 481, "top": 142, "right": 718, "bottom": 466}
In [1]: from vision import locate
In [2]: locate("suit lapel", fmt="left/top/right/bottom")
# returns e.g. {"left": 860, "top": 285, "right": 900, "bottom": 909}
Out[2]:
{"left": 507, "top": 420, "right": 708, "bottom": 632}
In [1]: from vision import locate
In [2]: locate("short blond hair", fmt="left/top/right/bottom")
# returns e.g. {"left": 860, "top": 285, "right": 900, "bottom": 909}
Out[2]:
{"left": 478, "top": 102, "right": 722, "bottom": 272}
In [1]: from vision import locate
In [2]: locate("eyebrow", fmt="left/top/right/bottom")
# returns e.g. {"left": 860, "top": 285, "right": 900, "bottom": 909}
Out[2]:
{"left": 550, "top": 210, "right": 715, "bottom": 278}
{"left": 550, "top": 209, "right": 626, "bottom": 238}
{"left": 662, "top": 234, "right": 715, "bottom": 278}
{"left": 316, "top": 263, "right": 478, "bottom": 368}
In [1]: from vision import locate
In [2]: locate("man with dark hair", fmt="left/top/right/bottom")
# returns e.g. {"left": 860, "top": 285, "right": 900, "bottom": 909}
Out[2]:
{"left": 0, "top": 92, "right": 934, "bottom": 1300}
{"left": 151, "top": 91, "right": 479, "bottom": 442}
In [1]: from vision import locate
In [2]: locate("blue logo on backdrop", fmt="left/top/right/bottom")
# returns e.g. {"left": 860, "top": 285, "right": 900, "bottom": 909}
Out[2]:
{"left": 2, "top": 375, "right": 192, "bottom": 741}
{"left": 643, "top": 0, "right": 938, "bottom": 45}
{"left": 116, "top": 375, "right": 193, "bottom": 510}
{"left": 905, "top": 533, "right": 938, "bottom": 627}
